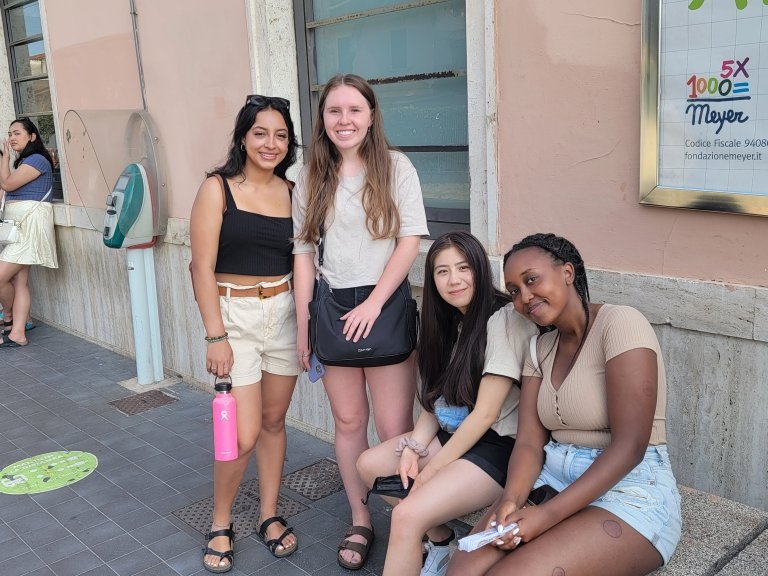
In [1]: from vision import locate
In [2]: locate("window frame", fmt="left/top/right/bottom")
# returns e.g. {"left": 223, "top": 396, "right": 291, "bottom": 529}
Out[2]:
{"left": 293, "top": 0, "right": 471, "bottom": 235}
{"left": 2, "top": 0, "right": 62, "bottom": 200}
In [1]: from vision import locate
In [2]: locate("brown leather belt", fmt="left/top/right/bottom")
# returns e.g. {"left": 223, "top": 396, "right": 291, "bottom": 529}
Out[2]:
{"left": 218, "top": 282, "right": 291, "bottom": 299}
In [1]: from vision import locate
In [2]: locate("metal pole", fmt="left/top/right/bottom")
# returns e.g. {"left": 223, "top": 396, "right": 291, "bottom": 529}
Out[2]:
{"left": 129, "top": 0, "right": 147, "bottom": 111}
{"left": 126, "top": 248, "right": 152, "bottom": 385}
{"left": 143, "top": 246, "right": 164, "bottom": 382}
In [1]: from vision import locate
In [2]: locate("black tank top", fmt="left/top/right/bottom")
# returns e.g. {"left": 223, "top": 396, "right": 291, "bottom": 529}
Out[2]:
{"left": 215, "top": 177, "right": 293, "bottom": 276}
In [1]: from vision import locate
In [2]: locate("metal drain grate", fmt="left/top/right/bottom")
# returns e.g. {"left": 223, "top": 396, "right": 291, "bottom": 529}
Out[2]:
{"left": 173, "top": 478, "right": 308, "bottom": 537}
{"left": 281, "top": 458, "right": 344, "bottom": 501}
{"left": 109, "top": 390, "right": 177, "bottom": 415}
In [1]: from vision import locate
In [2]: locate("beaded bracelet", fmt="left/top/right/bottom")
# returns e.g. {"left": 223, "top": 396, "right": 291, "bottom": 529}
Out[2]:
{"left": 204, "top": 332, "right": 228, "bottom": 344}
{"left": 395, "top": 436, "right": 429, "bottom": 458}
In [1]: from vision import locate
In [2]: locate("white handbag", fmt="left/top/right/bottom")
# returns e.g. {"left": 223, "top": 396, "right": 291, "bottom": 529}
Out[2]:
{"left": 0, "top": 194, "right": 20, "bottom": 245}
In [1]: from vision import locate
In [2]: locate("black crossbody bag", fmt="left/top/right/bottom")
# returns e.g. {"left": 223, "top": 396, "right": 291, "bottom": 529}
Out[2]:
{"left": 308, "top": 225, "right": 418, "bottom": 367}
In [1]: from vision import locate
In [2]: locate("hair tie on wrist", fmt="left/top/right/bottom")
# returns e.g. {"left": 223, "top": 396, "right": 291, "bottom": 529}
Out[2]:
{"left": 395, "top": 436, "right": 429, "bottom": 458}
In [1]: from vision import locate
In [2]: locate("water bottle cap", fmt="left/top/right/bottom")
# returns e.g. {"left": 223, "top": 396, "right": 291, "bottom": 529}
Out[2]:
{"left": 214, "top": 379, "right": 232, "bottom": 392}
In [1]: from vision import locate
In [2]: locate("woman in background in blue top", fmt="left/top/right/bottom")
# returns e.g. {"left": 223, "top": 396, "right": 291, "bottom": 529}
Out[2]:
{"left": 0, "top": 117, "right": 57, "bottom": 348}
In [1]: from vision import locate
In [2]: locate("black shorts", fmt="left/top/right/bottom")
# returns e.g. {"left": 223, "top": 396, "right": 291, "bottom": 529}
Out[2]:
{"left": 437, "top": 427, "right": 514, "bottom": 486}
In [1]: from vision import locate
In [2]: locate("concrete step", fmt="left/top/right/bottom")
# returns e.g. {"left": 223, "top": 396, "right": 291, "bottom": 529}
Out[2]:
{"left": 653, "top": 486, "right": 768, "bottom": 575}
{"left": 458, "top": 485, "right": 768, "bottom": 575}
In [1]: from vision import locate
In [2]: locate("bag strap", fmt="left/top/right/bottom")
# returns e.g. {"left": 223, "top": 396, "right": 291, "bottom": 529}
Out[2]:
{"left": 14, "top": 187, "right": 52, "bottom": 228}
{"left": 317, "top": 223, "right": 326, "bottom": 281}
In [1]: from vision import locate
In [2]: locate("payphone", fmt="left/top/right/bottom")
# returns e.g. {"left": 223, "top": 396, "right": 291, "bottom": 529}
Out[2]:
{"left": 103, "top": 163, "right": 155, "bottom": 249}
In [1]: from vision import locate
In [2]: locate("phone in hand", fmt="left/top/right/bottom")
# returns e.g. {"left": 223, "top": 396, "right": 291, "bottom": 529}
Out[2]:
{"left": 308, "top": 353, "right": 325, "bottom": 383}
{"left": 526, "top": 484, "right": 559, "bottom": 506}
{"left": 361, "top": 474, "right": 415, "bottom": 504}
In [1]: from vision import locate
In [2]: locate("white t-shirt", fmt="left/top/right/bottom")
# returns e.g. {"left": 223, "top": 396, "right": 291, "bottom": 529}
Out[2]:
{"left": 292, "top": 151, "right": 429, "bottom": 288}
{"left": 435, "top": 304, "right": 538, "bottom": 437}
{"left": 484, "top": 305, "right": 540, "bottom": 437}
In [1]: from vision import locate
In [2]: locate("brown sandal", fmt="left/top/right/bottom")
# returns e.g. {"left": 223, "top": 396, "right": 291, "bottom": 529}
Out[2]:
{"left": 337, "top": 525, "right": 374, "bottom": 571}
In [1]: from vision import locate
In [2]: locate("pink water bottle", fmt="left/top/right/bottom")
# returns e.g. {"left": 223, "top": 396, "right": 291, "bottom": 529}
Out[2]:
{"left": 213, "top": 378, "right": 238, "bottom": 461}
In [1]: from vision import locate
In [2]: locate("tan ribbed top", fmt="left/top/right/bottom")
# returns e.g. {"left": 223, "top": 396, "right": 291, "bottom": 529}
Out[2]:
{"left": 522, "top": 305, "right": 667, "bottom": 448}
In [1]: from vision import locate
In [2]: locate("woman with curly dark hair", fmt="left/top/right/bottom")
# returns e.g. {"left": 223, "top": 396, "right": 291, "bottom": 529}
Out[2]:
{"left": 190, "top": 95, "right": 301, "bottom": 573}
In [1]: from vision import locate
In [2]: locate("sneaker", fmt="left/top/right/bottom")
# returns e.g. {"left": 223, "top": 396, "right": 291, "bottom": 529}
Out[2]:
{"left": 420, "top": 539, "right": 452, "bottom": 576}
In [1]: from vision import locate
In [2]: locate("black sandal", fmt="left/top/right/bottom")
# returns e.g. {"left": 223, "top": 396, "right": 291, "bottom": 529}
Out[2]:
{"left": 258, "top": 515, "right": 298, "bottom": 558}
{"left": 201, "top": 523, "right": 235, "bottom": 573}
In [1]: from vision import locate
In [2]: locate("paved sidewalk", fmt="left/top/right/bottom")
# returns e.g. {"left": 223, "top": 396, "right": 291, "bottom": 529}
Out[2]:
{"left": 3, "top": 323, "right": 767, "bottom": 576}
{"left": 0, "top": 322, "right": 430, "bottom": 576}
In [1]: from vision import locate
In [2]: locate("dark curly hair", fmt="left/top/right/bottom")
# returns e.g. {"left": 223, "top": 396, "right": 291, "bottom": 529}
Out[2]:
{"left": 208, "top": 96, "right": 299, "bottom": 180}
{"left": 503, "top": 233, "right": 590, "bottom": 331}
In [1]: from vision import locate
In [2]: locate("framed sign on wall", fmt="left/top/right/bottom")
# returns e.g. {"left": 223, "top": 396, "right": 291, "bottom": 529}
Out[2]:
{"left": 641, "top": 0, "right": 768, "bottom": 216}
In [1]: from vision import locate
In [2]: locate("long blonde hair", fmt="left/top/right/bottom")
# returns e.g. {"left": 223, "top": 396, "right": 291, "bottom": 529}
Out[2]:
{"left": 296, "top": 74, "right": 400, "bottom": 244}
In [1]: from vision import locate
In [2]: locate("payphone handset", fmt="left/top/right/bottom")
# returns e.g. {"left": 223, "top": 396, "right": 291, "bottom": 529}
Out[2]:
{"left": 103, "top": 163, "right": 155, "bottom": 249}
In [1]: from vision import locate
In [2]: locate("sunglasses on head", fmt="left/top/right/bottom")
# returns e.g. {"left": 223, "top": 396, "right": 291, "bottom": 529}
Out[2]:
{"left": 245, "top": 95, "right": 290, "bottom": 110}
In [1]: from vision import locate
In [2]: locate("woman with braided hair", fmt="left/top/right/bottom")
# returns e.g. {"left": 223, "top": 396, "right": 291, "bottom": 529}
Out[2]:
{"left": 448, "top": 233, "right": 681, "bottom": 576}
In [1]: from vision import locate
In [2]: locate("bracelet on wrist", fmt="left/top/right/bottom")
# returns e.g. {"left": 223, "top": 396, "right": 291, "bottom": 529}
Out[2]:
{"left": 204, "top": 332, "right": 228, "bottom": 343}
{"left": 395, "top": 436, "right": 429, "bottom": 458}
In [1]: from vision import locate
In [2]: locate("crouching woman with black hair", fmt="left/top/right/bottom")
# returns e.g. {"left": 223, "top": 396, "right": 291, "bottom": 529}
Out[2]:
{"left": 447, "top": 233, "right": 681, "bottom": 576}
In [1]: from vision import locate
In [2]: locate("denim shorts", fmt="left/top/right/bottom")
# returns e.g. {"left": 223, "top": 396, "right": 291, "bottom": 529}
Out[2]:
{"left": 533, "top": 440, "right": 681, "bottom": 565}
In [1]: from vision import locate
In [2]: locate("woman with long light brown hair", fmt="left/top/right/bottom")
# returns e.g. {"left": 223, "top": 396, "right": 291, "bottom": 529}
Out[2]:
{"left": 293, "top": 73, "right": 429, "bottom": 570}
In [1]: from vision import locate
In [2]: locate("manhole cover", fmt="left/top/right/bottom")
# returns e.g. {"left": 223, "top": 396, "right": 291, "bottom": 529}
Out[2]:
{"left": 109, "top": 390, "right": 177, "bottom": 415}
{"left": 173, "top": 478, "right": 308, "bottom": 537}
{"left": 0, "top": 451, "right": 98, "bottom": 494}
{"left": 281, "top": 458, "right": 344, "bottom": 501}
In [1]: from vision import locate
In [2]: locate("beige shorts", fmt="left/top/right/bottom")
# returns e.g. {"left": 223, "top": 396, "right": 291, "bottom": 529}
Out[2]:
{"left": 218, "top": 278, "right": 300, "bottom": 386}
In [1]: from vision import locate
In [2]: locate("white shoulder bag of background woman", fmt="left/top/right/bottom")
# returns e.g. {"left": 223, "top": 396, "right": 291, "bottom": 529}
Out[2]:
{"left": 0, "top": 188, "right": 52, "bottom": 245}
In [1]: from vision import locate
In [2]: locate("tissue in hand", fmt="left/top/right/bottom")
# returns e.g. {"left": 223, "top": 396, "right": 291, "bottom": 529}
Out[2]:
{"left": 457, "top": 523, "right": 519, "bottom": 552}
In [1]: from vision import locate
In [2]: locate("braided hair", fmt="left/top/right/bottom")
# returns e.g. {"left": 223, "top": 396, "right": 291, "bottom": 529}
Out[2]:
{"left": 503, "top": 233, "right": 590, "bottom": 333}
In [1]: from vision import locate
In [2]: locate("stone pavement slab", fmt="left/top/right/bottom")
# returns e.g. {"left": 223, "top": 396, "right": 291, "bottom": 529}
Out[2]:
{"left": 1, "top": 322, "right": 392, "bottom": 576}
{"left": 1, "top": 322, "right": 766, "bottom": 575}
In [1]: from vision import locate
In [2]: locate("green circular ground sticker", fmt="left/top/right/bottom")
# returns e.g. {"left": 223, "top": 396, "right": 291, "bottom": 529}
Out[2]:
{"left": 0, "top": 451, "right": 98, "bottom": 494}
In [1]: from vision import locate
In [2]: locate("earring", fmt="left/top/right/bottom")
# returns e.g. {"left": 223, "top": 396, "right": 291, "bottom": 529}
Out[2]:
{"left": 240, "top": 143, "right": 245, "bottom": 151}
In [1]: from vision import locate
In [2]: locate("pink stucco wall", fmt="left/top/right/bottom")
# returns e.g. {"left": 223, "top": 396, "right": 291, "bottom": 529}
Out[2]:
{"left": 496, "top": 2, "right": 768, "bottom": 287}
{"left": 45, "top": 0, "right": 252, "bottom": 219}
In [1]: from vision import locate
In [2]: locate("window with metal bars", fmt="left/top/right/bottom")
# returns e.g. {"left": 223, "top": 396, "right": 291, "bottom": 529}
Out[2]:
{"left": 2, "top": 0, "right": 61, "bottom": 200}
{"left": 293, "top": 0, "right": 469, "bottom": 236}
